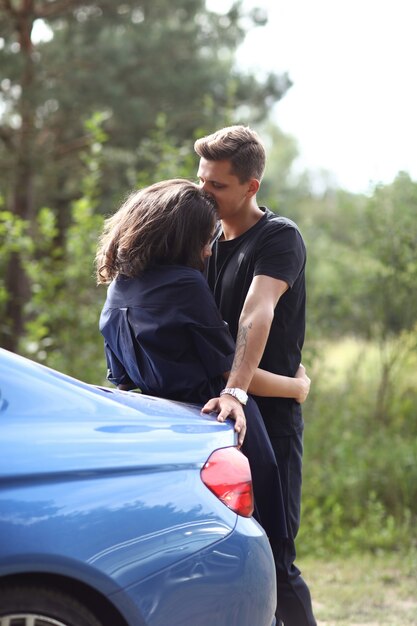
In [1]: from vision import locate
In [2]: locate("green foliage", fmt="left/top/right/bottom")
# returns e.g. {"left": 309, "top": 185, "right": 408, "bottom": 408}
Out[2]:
{"left": 256, "top": 120, "right": 303, "bottom": 212}
{"left": 0, "top": 0, "right": 289, "bottom": 215}
{"left": 135, "top": 113, "right": 198, "bottom": 188}
{"left": 1, "top": 1, "right": 290, "bottom": 351}
{"left": 288, "top": 174, "right": 417, "bottom": 348}
{"left": 0, "top": 210, "right": 33, "bottom": 311}
{"left": 273, "top": 172, "right": 417, "bottom": 556}
{"left": 298, "top": 332, "right": 417, "bottom": 557}
{"left": 19, "top": 115, "right": 107, "bottom": 382}
{"left": 360, "top": 173, "right": 417, "bottom": 338}
{"left": 22, "top": 197, "right": 105, "bottom": 382}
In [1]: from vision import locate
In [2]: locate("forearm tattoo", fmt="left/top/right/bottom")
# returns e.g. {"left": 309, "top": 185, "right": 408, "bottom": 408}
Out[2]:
{"left": 231, "top": 322, "right": 252, "bottom": 372}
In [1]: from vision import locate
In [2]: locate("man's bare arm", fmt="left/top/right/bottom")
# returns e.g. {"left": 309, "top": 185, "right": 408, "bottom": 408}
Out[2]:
{"left": 229, "top": 275, "right": 287, "bottom": 385}
{"left": 211, "top": 274, "right": 288, "bottom": 422}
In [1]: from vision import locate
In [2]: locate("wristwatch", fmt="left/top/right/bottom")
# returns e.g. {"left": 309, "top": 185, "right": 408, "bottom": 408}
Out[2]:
{"left": 220, "top": 387, "right": 248, "bottom": 406}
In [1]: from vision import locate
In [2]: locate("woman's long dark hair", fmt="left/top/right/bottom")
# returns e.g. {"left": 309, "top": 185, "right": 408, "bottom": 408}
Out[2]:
{"left": 96, "top": 179, "right": 217, "bottom": 284}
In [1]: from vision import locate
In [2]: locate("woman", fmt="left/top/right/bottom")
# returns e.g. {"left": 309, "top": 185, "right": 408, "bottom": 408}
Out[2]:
{"left": 96, "top": 179, "right": 310, "bottom": 541}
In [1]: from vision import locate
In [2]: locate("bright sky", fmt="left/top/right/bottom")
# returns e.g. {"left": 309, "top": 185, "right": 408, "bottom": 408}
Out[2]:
{"left": 210, "top": 0, "right": 417, "bottom": 193}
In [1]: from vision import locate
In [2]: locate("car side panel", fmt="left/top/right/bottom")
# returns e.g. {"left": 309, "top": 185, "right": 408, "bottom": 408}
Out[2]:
{"left": 0, "top": 469, "right": 237, "bottom": 589}
{"left": 112, "top": 515, "right": 276, "bottom": 626}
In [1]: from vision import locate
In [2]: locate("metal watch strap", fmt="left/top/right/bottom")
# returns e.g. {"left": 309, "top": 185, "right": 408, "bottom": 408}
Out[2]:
{"left": 220, "top": 387, "right": 248, "bottom": 406}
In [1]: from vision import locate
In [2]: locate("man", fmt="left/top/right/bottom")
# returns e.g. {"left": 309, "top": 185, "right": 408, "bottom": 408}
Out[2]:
{"left": 197, "top": 125, "right": 316, "bottom": 626}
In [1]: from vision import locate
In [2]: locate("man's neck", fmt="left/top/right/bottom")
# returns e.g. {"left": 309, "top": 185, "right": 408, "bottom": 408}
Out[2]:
{"left": 221, "top": 205, "right": 265, "bottom": 241}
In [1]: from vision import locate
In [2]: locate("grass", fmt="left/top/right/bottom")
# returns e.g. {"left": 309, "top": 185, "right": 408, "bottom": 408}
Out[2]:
{"left": 300, "top": 551, "right": 417, "bottom": 625}
{"left": 292, "top": 334, "right": 417, "bottom": 624}
{"left": 313, "top": 335, "right": 417, "bottom": 391}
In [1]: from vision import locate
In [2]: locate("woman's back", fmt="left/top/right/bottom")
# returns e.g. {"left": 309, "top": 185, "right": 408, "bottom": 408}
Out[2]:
{"left": 100, "top": 265, "right": 235, "bottom": 404}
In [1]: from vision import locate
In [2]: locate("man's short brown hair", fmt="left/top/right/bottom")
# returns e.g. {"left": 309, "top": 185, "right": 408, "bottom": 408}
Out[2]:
{"left": 194, "top": 125, "right": 266, "bottom": 183}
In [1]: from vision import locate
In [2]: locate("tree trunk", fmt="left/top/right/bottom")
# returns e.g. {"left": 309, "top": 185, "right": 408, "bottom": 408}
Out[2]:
{"left": 2, "top": 1, "right": 36, "bottom": 352}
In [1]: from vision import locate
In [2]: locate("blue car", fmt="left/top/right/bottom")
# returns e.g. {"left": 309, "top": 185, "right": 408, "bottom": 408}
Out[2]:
{"left": 0, "top": 348, "right": 276, "bottom": 626}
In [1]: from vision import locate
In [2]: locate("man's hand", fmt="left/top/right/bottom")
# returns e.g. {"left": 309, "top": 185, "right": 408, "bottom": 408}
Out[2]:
{"left": 201, "top": 396, "right": 247, "bottom": 447}
{"left": 294, "top": 363, "right": 311, "bottom": 404}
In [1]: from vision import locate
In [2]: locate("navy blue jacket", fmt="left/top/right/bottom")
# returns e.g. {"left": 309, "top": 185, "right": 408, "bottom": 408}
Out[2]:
{"left": 100, "top": 264, "right": 235, "bottom": 404}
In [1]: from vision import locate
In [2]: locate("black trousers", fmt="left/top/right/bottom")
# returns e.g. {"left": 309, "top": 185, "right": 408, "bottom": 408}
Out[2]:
{"left": 269, "top": 431, "right": 317, "bottom": 626}
{"left": 241, "top": 397, "right": 287, "bottom": 543}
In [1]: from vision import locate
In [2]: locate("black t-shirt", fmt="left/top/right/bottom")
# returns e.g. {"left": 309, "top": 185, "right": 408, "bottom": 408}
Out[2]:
{"left": 207, "top": 208, "right": 306, "bottom": 436}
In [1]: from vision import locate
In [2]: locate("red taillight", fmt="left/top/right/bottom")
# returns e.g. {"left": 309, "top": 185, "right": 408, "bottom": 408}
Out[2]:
{"left": 200, "top": 447, "right": 254, "bottom": 517}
